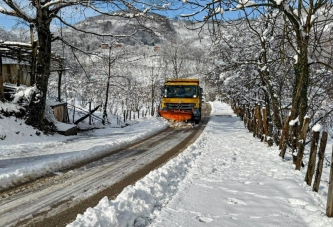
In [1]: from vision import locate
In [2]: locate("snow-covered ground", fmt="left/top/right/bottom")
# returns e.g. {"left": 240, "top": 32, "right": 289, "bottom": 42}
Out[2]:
{"left": 1, "top": 101, "right": 333, "bottom": 227}
{"left": 0, "top": 111, "right": 169, "bottom": 190}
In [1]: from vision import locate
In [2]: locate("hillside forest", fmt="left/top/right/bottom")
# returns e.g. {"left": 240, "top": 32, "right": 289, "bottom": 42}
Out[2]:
{"left": 0, "top": 1, "right": 333, "bottom": 168}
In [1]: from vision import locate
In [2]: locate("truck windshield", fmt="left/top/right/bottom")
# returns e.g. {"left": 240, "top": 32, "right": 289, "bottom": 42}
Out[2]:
{"left": 164, "top": 85, "right": 197, "bottom": 98}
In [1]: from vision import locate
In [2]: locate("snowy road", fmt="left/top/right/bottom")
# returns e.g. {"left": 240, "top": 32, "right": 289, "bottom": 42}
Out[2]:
{"left": 0, "top": 104, "right": 211, "bottom": 227}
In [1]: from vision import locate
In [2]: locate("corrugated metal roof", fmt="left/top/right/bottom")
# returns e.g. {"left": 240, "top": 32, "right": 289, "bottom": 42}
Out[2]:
{"left": 1, "top": 57, "right": 29, "bottom": 65}
{"left": 0, "top": 41, "right": 64, "bottom": 71}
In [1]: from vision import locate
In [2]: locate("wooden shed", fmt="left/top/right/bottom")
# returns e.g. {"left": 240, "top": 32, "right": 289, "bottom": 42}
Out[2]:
{"left": 49, "top": 102, "right": 77, "bottom": 136}
{"left": 2, "top": 60, "right": 31, "bottom": 86}
{"left": 49, "top": 102, "right": 70, "bottom": 123}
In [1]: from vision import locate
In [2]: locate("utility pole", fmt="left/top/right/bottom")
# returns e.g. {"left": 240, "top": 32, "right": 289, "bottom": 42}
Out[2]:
{"left": 102, "top": 44, "right": 112, "bottom": 124}
{"left": 151, "top": 67, "right": 154, "bottom": 116}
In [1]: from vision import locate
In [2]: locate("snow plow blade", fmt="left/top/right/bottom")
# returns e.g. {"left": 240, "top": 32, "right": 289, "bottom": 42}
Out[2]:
{"left": 158, "top": 110, "right": 192, "bottom": 122}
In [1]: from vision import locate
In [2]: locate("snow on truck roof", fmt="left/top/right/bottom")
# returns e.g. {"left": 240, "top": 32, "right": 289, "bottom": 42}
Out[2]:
{"left": 165, "top": 79, "right": 199, "bottom": 85}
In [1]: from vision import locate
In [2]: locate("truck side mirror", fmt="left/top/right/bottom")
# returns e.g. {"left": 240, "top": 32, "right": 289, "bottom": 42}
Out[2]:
{"left": 160, "top": 86, "right": 165, "bottom": 97}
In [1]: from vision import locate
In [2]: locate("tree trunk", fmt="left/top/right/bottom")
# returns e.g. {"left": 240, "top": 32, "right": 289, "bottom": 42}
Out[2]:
{"left": 291, "top": 121, "right": 299, "bottom": 164}
{"left": 151, "top": 81, "right": 154, "bottom": 116}
{"left": 17, "top": 49, "right": 22, "bottom": 86}
{"left": 0, "top": 55, "right": 4, "bottom": 102}
{"left": 305, "top": 130, "right": 320, "bottom": 185}
{"left": 279, "top": 115, "right": 290, "bottom": 159}
{"left": 30, "top": 41, "right": 38, "bottom": 86}
{"left": 262, "top": 107, "right": 268, "bottom": 143}
{"left": 270, "top": 92, "right": 282, "bottom": 144}
{"left": 289, "top": 40, "right": 310, "bottom": 158}
{"left": 25, "top": 10, "right": 52, "bottom": 131}
{"left": 57, "top": 70, "right": 62, "bottom": 102}
{"left": 255, "top": 105, "right": 263, "bottom": 138}
{"left": 326, "top": 146, "right": 333, "bottom": 217}
{"left": 295, "top": 118, "right": 310, "bottom": 170}
{"left": 313, "top": 132, "right": 327, "bottom": 192}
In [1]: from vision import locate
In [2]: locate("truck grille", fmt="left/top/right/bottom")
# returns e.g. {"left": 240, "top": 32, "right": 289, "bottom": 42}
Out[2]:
{"left": 165, "top": 103, "right": 195, "bottom": 110}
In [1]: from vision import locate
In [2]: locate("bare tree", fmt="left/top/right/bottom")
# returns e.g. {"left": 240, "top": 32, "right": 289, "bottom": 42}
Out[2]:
{"left": 161, "top": 39, "right": 192, "bottom": 78}
{"left": 0, "top": 0, "right": 173, "bottom": 130}
{"left": 181, "top": 0, "right": 333, "bottom": 165}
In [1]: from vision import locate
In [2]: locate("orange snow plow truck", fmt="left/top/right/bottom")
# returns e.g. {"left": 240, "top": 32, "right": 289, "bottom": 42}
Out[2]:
{"left": 158, "top": 78, "right": 203, "bottom": 124}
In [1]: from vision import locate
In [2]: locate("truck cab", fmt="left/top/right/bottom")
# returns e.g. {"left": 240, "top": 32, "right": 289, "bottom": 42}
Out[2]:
{"left": 158, "top": 79, "right": 202, "bottom": 124}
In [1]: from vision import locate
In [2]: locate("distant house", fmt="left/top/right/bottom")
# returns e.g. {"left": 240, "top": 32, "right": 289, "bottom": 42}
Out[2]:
{"left": 113, "top": 43, "right": 123, "bottom": 48}
{"left": 100, "top": 43, "right": 123, "bottom": 49}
